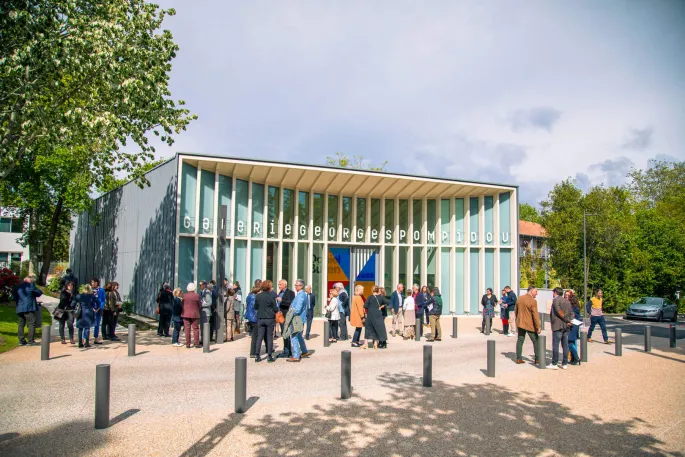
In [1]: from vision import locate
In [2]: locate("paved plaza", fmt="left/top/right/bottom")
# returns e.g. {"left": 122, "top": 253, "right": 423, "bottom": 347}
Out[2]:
{"left": 0, "top": 312, "right": 683, "bottom": 457}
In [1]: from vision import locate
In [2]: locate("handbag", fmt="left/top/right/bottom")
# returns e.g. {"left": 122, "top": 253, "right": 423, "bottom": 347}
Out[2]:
{"left": 53, "top": 308, "right": 65, "bottom": 320}
{"left": 275, "top": 310, "right": 285, "bottom": 324}
{"left": 325, "top": 309, "right": 332, "bottom": 319}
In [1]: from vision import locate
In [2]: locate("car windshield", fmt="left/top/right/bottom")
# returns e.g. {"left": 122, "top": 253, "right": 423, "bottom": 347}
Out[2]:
{"left": 633, "top": 297, "right": 661, "bottom": 306}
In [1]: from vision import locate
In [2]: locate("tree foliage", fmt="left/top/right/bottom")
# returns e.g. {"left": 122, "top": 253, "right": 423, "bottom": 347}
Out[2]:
{"left": 519, "top": 203, "right": 542, "bottom": 224}
{"left": 0, "top": 1, "right": 196, "bottom": 284}
{"left": 326, "top": 152, "right": 388, "bottom": 171}
{"left": 540, "top": 162, "right": 685, "bottom": 312}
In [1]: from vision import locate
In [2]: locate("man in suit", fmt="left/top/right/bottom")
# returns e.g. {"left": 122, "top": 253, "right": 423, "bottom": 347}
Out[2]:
{"left": 336, "top": 283, "right": 350, "bottom": 340}
{"left": 390, "top": 283, "right": 405, "bottom": 337}
{"left": 304, "top": 284, "right": 316, "bottom": 340}
{"left": 276, "top": 279, "right": 295, "bottom": 358}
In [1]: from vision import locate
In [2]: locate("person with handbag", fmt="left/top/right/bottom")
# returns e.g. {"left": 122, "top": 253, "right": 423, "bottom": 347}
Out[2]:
{"left": 75, "top": 284, "right": 98, "bottom": 348}
{"left": 325, "top": 288, "right": 341, "bottom": 343}
{"left": 364, "top": 286, "right": 388, "bottom": 349}
{"left": 56, "top": 281, "right": 76, "bottom": 345}
{"left": 480, "top": 288, "right": 497, "bottom": 333}
{"left": 254, "top": 280, "right": 279, "bottom": 363}
{"left": 275, "top": 279, "right": 295, "bottom": 358}
{"left": 350, "top": 284, "right": 366, "bottom": 347}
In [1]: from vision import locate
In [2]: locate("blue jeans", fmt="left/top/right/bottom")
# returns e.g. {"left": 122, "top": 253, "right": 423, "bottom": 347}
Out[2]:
{"left": 569, "top": 340, "right": 579, "bottom": 361}
{"left": 552, "top": 329, "right": 569, "bottom": 366}
{"left": 291, "top": 333, "right": 302, "bottom": 359}
{"left": 93, "top": 312, "right": 102, "bottom": 339}
{"left": 588, "top": 315, "right": 608, "bottom": 341}
{"left": 296, "top": 332, "right": 308, "bottom": 354}
{"left": 172, "top": 319, "right": 183, "bottom": 344}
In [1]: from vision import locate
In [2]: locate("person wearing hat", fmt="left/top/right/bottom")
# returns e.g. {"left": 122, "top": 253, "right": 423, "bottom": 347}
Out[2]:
{"left": 514, "top": 286, "right": 542, "bottom": 364}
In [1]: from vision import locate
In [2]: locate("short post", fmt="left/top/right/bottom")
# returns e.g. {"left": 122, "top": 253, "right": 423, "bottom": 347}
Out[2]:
{"left": 94, "top": 364, "right": 110, "bottom": 429}
{"left": 451, "top": 316, "right": 458, "bottom": 338}
{"left": 203, "top": 323, "right": 210, "bottom": 353}
{"left": 644, "top": 326, "right": 651, "bottom": 352}
{"left": 235, "top": 357, "right": 247, "bottom": 413}
{"left": 615, "top": 328, "right": 622, "bottom": 356}
{"left": 415, "top": 317, "right": 422, "bottom": 341}
{"left": 486, "top": 340, "right": 495, "bottom": 377}
{"left": 323, "top": 321, "right": 330, "bottom": 347}
{"left": 127, "top": 324, "right": 136, "bottom": 357}
{"left": 580, "top": 331, "right": 588, "bottom": 363}
{"left": 485, "top": 317, "right": 492, "bottom": 336}
{"left": 423, "top": 345, "right": 432, "bottom": 387}
{"left": 669, "top": 325, "right": 677, "bottom": 348}
{"left": 341, "top": 350, "right": 351, "bottom": 400}
{"left": 537, "top": 334, "right": 546, "bottom": 369}
{"left": 41, "top": 325, "right": 51, "bottom": 361}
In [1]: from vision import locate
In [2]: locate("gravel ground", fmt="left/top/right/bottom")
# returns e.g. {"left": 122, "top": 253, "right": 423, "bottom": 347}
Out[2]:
{"left": 0, "top": 317, "right": 683, "bottom": 457}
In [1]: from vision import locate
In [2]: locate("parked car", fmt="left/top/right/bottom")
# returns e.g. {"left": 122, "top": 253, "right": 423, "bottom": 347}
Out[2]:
{"left": 625, "top": 297, "right": 678, "bottom": 322}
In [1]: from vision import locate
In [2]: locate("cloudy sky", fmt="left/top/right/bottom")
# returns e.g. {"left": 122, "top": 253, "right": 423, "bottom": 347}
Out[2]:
{"left": 151, "top": 0, "right": 685, "bottom": 205}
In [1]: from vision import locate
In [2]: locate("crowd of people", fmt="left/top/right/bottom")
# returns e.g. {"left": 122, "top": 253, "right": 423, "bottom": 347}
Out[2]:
{"left": 13, "top": 268, "right": 611, "bottom": 370}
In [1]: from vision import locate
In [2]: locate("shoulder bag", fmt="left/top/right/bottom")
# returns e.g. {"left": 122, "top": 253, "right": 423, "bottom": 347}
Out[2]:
{"left": 275, "top": 310, "right": 285, "bottom": 324}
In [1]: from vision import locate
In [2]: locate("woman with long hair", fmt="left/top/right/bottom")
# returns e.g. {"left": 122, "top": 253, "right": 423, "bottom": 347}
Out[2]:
{"left": 254, "top": 280, "right": 279, "bottom": 362}
{"left": 481, "top": 288, "right": 497, "bottom": 333}
{"left": 364, "top": 285, "right": 388, "bottom": 349}
{"left": 75, "top": 284, "right": 98, "bottom": 348}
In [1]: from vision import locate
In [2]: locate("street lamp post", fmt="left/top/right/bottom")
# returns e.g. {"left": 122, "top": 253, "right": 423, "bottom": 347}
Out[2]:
{"left": 583, "top": 210, "right": 597, "bottom": 323}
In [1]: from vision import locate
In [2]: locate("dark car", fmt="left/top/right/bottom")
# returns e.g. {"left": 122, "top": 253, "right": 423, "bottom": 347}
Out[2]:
{"left": 625, "top": 297, "right": 678, "bottom": 322}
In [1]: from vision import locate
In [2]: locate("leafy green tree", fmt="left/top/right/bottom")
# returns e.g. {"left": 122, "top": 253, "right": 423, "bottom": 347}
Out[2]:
{"left": 0, "top": 0, "right": 196, "bottom": 181}
{"left": 519, "top": 203, "right": 542, "bottom": 224}
{"left": 326, "top": 152, "right": 388, "bottom": 171}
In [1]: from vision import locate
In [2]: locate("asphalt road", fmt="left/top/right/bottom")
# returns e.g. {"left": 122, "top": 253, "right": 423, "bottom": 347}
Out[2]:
{"left": 603, "top": 315, "right": 684, "bottom": 339}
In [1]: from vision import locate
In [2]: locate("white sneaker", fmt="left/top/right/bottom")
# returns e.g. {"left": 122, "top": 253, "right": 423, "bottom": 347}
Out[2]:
{"left": 560, "top": 364, "right": 568, "bottom": 370}
{"left": 546, "top": 364, "right": 558, "bottom": 370}
{"left": 508, "top": 332, "right": 515, "bottom": 336}
{"left": 173, "top": 342, "right": 183, "bottom": 347}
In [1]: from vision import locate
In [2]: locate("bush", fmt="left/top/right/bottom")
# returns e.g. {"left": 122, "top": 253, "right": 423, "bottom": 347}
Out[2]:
{"left": 122, "top": 299, "right": 135, "bottom": 315}
{"left": 0, "top": 268, "right": 21, "bottom": 303}
{"left": 47, "top": 275, "right": 63, "bottom": 293}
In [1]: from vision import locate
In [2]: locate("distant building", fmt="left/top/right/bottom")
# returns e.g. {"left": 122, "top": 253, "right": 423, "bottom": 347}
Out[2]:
{"left": 0, "top": 207, "right": 28, "bottom": 272}
{"left": 519, "top": 220, "right": 550, "bottom": 287}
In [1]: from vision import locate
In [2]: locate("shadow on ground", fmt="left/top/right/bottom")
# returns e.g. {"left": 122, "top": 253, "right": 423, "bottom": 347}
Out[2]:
{"left": 236, "top": 373, "right": 680, "bottom": 457}
{"left": 0, "top": 420, "right": 107, "bottom": 456}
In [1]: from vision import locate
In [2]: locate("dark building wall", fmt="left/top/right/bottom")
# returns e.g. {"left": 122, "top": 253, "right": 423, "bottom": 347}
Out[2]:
{"left": 69, "top": 158, "right": 178, "bottom": 317}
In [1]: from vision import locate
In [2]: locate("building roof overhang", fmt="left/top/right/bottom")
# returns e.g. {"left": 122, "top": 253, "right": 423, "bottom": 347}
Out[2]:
{"left": 177, "top": 153, "right": 517, "bottom": 199}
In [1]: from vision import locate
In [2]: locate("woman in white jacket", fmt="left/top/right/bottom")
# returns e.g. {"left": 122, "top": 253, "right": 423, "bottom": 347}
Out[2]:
{"left": 326, "top": 289, "right": 341, "bottom": 343}
{"left": 403, "top": 293, "right": 416, "bottom": 339}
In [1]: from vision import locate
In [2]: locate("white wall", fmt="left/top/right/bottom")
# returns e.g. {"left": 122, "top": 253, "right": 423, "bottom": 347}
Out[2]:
{"left": 519, "top": 288, "right": 554, "bottom": 314}
{"left": 0, "top": 232, "right": 29, "bottom": 258}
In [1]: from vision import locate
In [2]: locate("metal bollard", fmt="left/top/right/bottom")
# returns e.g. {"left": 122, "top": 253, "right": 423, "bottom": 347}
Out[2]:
{"left": 41, "top": 325, "right": 51, "bottom": 361}
{"left": 94, "top": 364, "right": 110, "bottom": 429}
{"left": 128, "top": 324, "right": 136, "bottom": 357}
{"left": 644, "top": 326, "right": 651, "bottom": 352}
{"left": 203, "top": 323, "right": 210, "bottom": 353}
{"left": 423, "top": 345, "right": 432, "bottom": 387}
{"left": 670, "top": 325, "right": 677, "bottom": 348}
{"left": 415, "top": 318, "right": 422, "bottom": 341}
{"left": 541, "top": 314, "right": 546, "bottom": 330}
{"left": 537, "top": 334, "right": 546, "bottom": 369}
{"left": 452, "top": 316, "right": 458, "bottom": 338}
{"left": 615, "top": 328, "right": 622, "bottom": 356}
{"left": 235, "top": 357, "right": 247, "bottom": 413}
{"left": 324, "top": 321, "right": 330, "bottom": 347}
{"left": 341, "top": 350, "right": 351, "bottom": 400}
{"left": 485, "top": 317, "right": 492, "bottom": 336}
{"left": 580, "top": 331, "right": 588, "bottom": 363}
{"left": 486, "top": 340, "right": 495, "bottom": 377}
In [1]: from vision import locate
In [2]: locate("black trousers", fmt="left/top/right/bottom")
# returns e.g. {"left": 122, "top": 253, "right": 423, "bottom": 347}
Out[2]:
{"left": 59, "top": 310, "right": 75, "bottom": 340}
{"left": 112, "top": 312, "right": 120, "bottom": 336}
{"left": 158, "top": 313, "right": 171, "bottom": 336}
{"left": 248, "top": 322, "right": 259, "bottom": 356}
{"left": 339, "top": 311, "right": 348, "bottom": 340}
{"left": 352, "top": 327, "right": 362, "bottom": 343}
{"left": 257, "top": 318, "right": 275, "bottom": 357}
{"left": 102, "top": 310, "right": 115, "bottom": 338}
{"left": 305, "top": 313, "right": 314, "bottom": 338}
{"left": 329, "top": 320, "right": 339, "bottom": 339}
{"left": 17, "top": 311, "right": 36, "bottom": 342}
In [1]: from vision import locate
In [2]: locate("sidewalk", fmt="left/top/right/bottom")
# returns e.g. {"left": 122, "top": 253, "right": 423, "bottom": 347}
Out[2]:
{"left": 0, "top": 317, "right": 683, "bottom": 456}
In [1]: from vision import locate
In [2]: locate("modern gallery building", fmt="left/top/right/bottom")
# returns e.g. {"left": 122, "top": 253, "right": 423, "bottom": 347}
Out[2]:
{"left": 70, "top": 153, "right": 519, "bottom": 317}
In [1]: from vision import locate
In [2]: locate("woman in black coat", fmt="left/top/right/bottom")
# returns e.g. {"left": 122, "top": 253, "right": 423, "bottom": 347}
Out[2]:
{"left": 254, "top": 280, "right": 279, "bottom": 363}
{"left": 157, "top": 283, "right": 174, "bottom": 337}
{"left": 364, "top": 286, "right": 388, "bottom": 349}
{"left": 57, "top": 281, "right": 75, "bottom": 344}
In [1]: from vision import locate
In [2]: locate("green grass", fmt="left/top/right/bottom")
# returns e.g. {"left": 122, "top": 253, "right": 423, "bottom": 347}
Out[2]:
{"left": 0, "top": 303, "right": 52, "bottom": 354}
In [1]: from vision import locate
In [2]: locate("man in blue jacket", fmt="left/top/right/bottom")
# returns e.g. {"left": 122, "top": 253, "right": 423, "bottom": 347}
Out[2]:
{"left": 287, "top": 279, "right": 311, "bottom": 361}
{"left": 503, "top": 286, "right": 518, "bottom": 336}
{"left": 13, "top": 275, "right": 43, "bottom": 346}
{"left": 91, "top": 278, "right": 106, "bottom": 344}
{"left": 390, "top": 283, "right": 405, "bottom": 337}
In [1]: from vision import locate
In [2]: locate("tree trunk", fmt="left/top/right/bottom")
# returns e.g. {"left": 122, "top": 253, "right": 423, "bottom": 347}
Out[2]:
{"left": 28, "top": 208, "right": 40, "bottom": 277}
{"left": 38, "top": 198, "right": 64, "bottom": 286}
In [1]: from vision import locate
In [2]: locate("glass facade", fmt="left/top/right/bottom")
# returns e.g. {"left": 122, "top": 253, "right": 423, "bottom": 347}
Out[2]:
{"left": 175, "top": 158, "right": 516, "bottom": 315}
